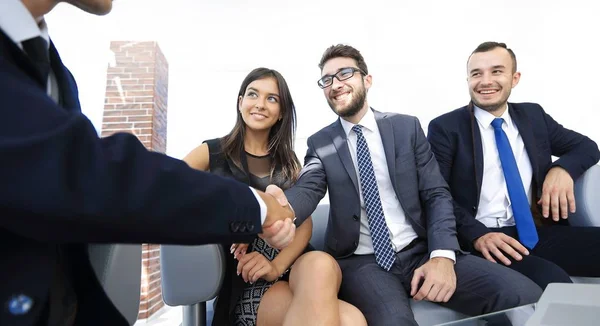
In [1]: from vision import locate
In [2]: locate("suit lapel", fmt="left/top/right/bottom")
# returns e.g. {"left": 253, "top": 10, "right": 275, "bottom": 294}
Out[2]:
{"left": 467, "top": 104, "right": 484, "bottom": 196}
{"left": 329, "top": 120, "right": 360, "bottom": 196}
{"left": 508, "top": 103, "right": 540, "bottom": 187}
{"left": 374, "top": 110, "right": 398, "bottom": 189}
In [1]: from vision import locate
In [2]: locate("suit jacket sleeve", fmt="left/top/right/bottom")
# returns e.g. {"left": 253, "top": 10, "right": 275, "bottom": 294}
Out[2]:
{"left": 540, "top": 105, "right": 600, "bottom": 179}
{"left": 427, "top": 119, "right": 491, "bottom": 244}
{"left": 411, "top": 117, "right": 460, "bottom": 253}
{"left": 285, "top": 136, "right": 327, "bottom": 227}
{"left": 0, "top": 64, "right": 260, "bottom": 245}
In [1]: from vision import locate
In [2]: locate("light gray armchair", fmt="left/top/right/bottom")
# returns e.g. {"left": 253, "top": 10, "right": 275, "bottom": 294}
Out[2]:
{"left": 88, "top": 244, "right": 142, "bottom": 325}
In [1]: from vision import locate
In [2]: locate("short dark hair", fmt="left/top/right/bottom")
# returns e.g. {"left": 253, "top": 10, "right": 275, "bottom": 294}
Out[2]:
{"left": 469, "top": 41, "right": 517, "bottom": 73}
{"left": 318, "top": 44, "right": 368, "bottom": 74}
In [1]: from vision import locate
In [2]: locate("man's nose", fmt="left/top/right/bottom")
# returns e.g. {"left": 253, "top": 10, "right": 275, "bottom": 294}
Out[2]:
{"left": 331, "top": 77, "right": 344, "bottom": 90}
{"left": 481, "top": 72, "right": 493, "bottom": 85}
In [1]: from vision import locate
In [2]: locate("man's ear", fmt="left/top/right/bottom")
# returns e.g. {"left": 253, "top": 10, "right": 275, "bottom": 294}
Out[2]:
{"left": 364, "top": 74, "right": 373, "bottom": 90}
{"left": 512, "top": 72, "right": 521, "bottom": 88}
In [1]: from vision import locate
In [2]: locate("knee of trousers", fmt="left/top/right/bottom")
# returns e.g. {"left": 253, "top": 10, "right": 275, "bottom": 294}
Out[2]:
{"left": 488, "top": 278, "right": 543, "bottom": 310}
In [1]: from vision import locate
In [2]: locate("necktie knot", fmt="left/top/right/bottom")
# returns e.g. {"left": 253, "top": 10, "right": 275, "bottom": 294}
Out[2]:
{"left": 352, "top": 124, "right": 363, "bottom": 135}
{"left": 491, "top": 118, "right": 504, "bottom": 130}
{"left": 22, "top": 36, "right": 50, "bottom": 64}
{"left": 22, "top": 36, "right": 50, "bottom": 82}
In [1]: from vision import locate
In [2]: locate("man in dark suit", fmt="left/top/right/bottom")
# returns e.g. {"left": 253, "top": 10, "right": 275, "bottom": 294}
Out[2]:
{"left": 0, "top": 1, "right": 296, "bottom": 325}
{"left": 279, "top": 44, "right": 542, "bottom": 326}
{"left": 427, "top": 41, "right": 600, "bottom": 290}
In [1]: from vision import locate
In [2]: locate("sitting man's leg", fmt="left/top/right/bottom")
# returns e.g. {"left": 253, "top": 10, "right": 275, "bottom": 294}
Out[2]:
{"left": 534, "top": 225, "right": 600, "bottom": 277}
{"left": 482, "top": 226, "right": 572, "bottom": 289}
{"left": 337, "top": 254, "right": 418, "bottom": 326}
{"left": 441, "top": 254, "right": 543, "bottom": 315}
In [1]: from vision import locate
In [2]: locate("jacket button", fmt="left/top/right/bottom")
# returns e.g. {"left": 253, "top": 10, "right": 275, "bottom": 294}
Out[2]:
{"left": 246, "top": 222, "right": 255, "bottom": 232}
{"left": 230, "top": 222, "right": 240, "bottom": 232}
{"left": 353, "top": 241, "right": 358, "bottom": 247}
{"left": 472, "top": 206, "right": 477, "bottom": 212}
{"left": 8, "top": 294, "right": 34, "bottom": 315}
{"left": 239, "top": 224, "right": 247, "bottom": 233}
{"left": 353, "top": 215, "right": 359, "bottom": 221}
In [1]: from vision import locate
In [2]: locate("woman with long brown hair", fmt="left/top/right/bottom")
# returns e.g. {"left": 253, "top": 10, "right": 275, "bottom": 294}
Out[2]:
{"left": 183, "top": 68, "right": 366, "bottom": 326}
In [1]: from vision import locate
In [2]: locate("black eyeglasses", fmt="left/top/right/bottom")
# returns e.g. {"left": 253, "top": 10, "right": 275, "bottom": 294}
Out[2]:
{"left": 317, "top": 67, "right": 365, "bottom": 89}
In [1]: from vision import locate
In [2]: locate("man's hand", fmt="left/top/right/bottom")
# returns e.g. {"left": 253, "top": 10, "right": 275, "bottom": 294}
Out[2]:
{"left": 236, "top": 251, "right": 280, "bottom": 283}
{"left": 537, "top": 166, "right": 576, "bottom": 221}
{"left": 473, "top": 232, "right": 529, "bottom": 265}
{"left": 257, "top": 185, "right": 295, "bottom": 249}
{"left": 410, "top": 257, "right": 457, "bottom": 302}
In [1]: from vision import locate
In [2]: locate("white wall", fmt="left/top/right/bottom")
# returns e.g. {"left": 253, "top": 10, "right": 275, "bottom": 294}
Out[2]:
{"left": 46, "top": 0, "right": 600, "bottom": 160}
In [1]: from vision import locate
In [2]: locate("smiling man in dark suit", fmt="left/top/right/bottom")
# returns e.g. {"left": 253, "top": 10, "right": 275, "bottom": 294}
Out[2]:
{"left": 276, "top": 44, "right": 542, "bottom": 326}
{"left": 427, "top": 41, "right": 600, "bottom": 290}
{"left": 0, "top": 1, "right": 296, "bottom": 325}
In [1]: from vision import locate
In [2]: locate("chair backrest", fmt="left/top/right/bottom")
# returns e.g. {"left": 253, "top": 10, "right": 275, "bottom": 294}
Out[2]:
{"left": 160, "top": 244, "right": 226, "bottom": 306}
{"left": 569, "top": 164, "right": 600, "bottom": 227}
{"left": 309, "top": 204, "right": 330, "bottom": 251}
{"left": 88, "top": 244, "right": 142, "bottom": 325}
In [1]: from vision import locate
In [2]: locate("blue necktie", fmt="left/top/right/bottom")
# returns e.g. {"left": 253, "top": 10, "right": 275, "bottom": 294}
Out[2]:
{"left": 491, "top": 118, "right": 539, "bottom": 249}
{"left": 352, "top": 125, "right": 396, "bottom": 270}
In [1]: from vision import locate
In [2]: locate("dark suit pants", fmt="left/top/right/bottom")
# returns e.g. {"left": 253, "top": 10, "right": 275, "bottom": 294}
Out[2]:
{"left": 336, "top": 240, "right": 542, "bottom": 326}
{"left": 483, "top": 225, "right": 600, "bottom": 289}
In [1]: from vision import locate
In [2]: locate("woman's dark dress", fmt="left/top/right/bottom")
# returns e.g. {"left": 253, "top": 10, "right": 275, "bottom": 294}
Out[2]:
{"left": 204, "top": 138, "right": 296, "bottom": 326}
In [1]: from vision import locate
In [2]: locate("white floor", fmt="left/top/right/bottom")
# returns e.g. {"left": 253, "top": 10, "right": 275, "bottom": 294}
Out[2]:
{"left": 134, "top": 306, "right": 182, "bottom": 326}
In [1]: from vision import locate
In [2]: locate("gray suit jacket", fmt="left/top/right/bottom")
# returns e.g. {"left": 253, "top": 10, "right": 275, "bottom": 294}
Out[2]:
{"left": 286, "top": 109, "right": 461, "bottom": 259}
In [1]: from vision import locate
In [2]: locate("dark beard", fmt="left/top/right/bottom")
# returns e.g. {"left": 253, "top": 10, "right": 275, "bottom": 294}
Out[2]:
{"left": 328, "top": 83, "right": 366, "bottom": 118}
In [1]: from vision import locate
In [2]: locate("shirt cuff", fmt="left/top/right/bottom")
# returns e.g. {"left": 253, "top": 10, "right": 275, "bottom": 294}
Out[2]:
{"left": 430, "top": 249, "right": 456, "bottom": 264}
{"left": 249, "top": 187, "right": 267, "bottom": 225}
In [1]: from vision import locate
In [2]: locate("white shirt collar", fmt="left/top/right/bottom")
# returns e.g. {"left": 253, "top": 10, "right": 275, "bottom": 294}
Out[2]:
{"left": 474, "top": 104, "right": 513, "bottom": 129}
{"left": 0, "top": 0, "right": 50, "bottom": 50}
{"left": 340, "top": 107, "right": 379, "bottom": 136}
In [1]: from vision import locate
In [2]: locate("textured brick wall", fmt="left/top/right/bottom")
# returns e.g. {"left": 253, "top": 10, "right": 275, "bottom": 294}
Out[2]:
{"left": 100, "top": 41, "right": 169, "bottom": 320}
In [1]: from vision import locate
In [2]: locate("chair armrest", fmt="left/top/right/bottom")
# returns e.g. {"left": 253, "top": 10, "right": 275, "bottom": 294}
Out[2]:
{"left": 160, "top": 244, "right": 226, "bottom": 306}
{"left": 570, "top": 164, "right": 600, "bottom": 227}
{"left": 88, "top": 244, "right": 142, "bottom": 325}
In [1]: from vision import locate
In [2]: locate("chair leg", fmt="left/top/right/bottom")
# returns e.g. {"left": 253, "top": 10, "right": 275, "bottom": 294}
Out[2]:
{"left": 182, "top": 303, "right": 206, "bottom": 326}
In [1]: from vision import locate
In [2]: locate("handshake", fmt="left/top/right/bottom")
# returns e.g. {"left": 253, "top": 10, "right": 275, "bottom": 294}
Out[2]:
{"left": 256, "top": 185, "right": 296, "bottom": 249}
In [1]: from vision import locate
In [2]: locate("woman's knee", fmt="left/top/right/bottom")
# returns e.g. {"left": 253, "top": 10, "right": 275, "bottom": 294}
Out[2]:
{"left": 294, "top": 251, "right": 341, "bottom": 277}
{"left": 291, "top": 251, "right": 342, "bottom": 287}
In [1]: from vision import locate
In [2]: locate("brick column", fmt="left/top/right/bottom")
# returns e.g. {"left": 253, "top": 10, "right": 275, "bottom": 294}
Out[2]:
{"left": 100, "top": 41, "right": 169, "bottom": 320}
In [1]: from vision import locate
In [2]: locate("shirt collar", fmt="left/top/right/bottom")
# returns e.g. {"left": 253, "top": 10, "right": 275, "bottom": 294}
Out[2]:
{"left": 340, "top": 107, "right": 378, "bottom": 137}
{"left": 0, "top": 0, "right": 50, "bottom": 50}
{"left": 474, "top": 103, "right": 512, "bottom": 129}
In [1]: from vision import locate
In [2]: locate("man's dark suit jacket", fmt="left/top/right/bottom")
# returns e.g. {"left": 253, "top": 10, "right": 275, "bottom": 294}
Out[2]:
{"left": 286, "top": 109, "right": 460, "bottom": 259}
{"left": 427, "top": 102, "right": 600, "bottom": 246}
{"left": 0, "top": 30, "right": 260, "bottom": 325}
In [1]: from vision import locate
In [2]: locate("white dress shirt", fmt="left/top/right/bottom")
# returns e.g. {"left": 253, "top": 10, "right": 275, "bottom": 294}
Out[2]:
{"left": 340, "top": 109, "right": 455, "bottom": 262}
{"left": 474, "top": 106, "right": 533, "bottom": 228}
{"left": 0, "top": 0, "right": 268, "bottom": 226}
